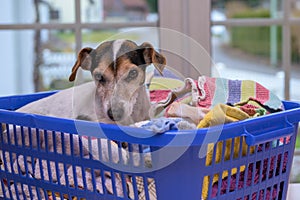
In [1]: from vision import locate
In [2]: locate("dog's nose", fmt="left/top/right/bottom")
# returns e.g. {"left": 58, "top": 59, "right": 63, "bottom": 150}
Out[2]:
{"left": 107, "top": 108, "right": 124, "bottom": 121}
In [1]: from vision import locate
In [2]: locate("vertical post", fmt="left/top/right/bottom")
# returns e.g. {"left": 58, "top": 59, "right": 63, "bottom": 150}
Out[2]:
{"left": 270, "top": 0, "right": 278, "bottom": 67}
{"left": 74, "top": 0, "right": 84, "bottom": 82}
{"left": 158, "top": 0, "right": 211, "bottom": 78}
{"left": 187, "top": 0, "right": 211, "bottom": 77}
{"left": 33, "top": 0, "right": 43, "bottom": 92}
{"left": 282, "top": 0, "right": 291, "bottom": 100}
{"left": 75, "top": 0, "right": 82, "bottom": 54}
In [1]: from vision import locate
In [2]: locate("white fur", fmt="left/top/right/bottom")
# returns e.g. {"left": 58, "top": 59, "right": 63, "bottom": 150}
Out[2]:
{"left": 17, "top": 81, "right": 97, "bottom": 121}
{"left": 112, "top": 39, "right": 126, "bottom": 68}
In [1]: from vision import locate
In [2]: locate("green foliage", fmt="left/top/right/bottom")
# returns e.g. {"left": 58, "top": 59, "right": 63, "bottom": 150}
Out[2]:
{"left": 243, "top": 0, "right": 261, "bottom": 8}
{"left": 230, "top": 9, "right": 300, "bottom": 63}
{"left": 53, "top": 30, "right": 139, "bottom": 51}
{"left": 230, "top": 9, "right": 282, "bottom": 60}
{"left": 231, "top": 9, "right": 270, "bottom": 18}
{"left": 231, "top": 25, "right": 282, "bottom": 58}
{"left": 146, "top": 0, "right": 158, "bottom": 13}
{"left": 296, "top": 132, "right": 300, "bottom": 149}
{"left": 212, "top": 0, "right": 261, "bottom": 8}
{"left": 48, "top": 79, "right": 74, "bottom": 90}
{"left": 55, "top": 30, "right": 118, "bottom": 43}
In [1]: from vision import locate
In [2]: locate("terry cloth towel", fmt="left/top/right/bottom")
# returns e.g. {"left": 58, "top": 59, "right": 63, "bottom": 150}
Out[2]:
{"left": 150, "top": 76, "right": 283, "bottom": 118}
{"left": 201, "top": 138, "right": 254, "bottom": 200}
{"left": 198, "top": 103, "right": 254, "bottom": 200}
{"left": 197, "top": 103, "right": 250, "bottom": 128}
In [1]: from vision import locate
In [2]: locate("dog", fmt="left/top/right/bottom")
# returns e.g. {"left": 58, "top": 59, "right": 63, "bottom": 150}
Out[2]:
{"left": 0, "top": 40, "right": 165, "bottom": 197}
{"left": 17, "top": 39, "right": 166, "bottom": 125}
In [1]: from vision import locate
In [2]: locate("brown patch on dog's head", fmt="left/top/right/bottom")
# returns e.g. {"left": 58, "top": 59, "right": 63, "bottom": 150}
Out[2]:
{"left": 69, "top": 40, "right": 166, "bottom": 124}
{"left": 69, "top": 40, "right": 166, "bottom": 81}
{"left": 69, "top": 47, "right": 93, "bottom": 82}
{"left": 139, "top": 42, "right": 166, "bottom": 75}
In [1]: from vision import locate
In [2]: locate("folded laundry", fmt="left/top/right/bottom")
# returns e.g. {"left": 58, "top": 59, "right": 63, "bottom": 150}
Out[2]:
{"left": 201, "top": 131, "right": 254, "bottom": 199}
{"left": 142, "top": 76, "right": 286, "bottom": 200}
{"left": 150, "top": 76, "right": 283, "bottom": 120}
{"left": 141, "top": 117, "right": 181, "bottom": 133}
{"left": 233, "top": 97, "right": 282, "bottom": 117}
{"left": 166, "top": 102, "right": 210, "bottom": 124}
{"left": 197, "top": 103, "right": 250, "bottom": 128}
{"left": 150, "top": 89, "right": 171, "bottom": 104}
{"left": 133, "top": 117, "right": 196, "bottom": 134}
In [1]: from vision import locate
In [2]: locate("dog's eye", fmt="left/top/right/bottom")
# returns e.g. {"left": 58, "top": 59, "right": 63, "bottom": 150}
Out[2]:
{"left": 94, "top": 73, "right": 105, "bottom": 83}
{"left": 127, "top": 69, "right": 138, "bottom": 80}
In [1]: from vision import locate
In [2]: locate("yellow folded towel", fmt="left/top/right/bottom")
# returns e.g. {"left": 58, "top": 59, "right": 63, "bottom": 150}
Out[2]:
{"left": 198, "top": 104, "right": 253, "bottom": 200}
{"left": 197, "top": 104, "right": 250, "bottom": 128}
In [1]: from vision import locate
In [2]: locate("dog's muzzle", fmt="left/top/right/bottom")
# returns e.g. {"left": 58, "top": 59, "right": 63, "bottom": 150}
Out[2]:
{"left": 107, "top": 107, "right": 125, "bottom": 122}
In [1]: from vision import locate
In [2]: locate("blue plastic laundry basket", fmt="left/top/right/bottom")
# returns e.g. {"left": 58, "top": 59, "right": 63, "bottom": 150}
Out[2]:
{"left": 0, "top": 92, "right": 299, "bottom": 200}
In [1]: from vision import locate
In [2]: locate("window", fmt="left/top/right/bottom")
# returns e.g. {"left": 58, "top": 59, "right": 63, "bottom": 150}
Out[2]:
{"left": 211, "top": 0, "right": 300, "bottom": 101}
{"left": 211, "top": 0, "right": 300, "bottom": 183}
{"left": 0, "top": 0, "right": 158, "bottom": 95}
{"left": 1, "top": 1, "right": 298, "bottom": 99}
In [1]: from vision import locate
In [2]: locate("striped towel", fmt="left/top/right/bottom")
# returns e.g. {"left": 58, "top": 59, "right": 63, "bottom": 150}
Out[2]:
{"left": 197, "top": 76, "right": 283, "bottom": 110}
{"left": 150, "top": 76, "right": 283, "bottom": 117}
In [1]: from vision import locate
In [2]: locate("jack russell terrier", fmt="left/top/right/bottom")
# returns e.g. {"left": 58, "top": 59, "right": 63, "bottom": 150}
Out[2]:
{"left": 17, "top": 39, "right": 166, "bottom": 125}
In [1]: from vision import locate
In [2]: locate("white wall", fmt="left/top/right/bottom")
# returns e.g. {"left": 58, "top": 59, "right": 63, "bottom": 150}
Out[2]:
{"left": 49, "top": 0, "right": 104, "bottom": 23}
{"left": 0, "top": 0, "right": 34, "bottom": 96}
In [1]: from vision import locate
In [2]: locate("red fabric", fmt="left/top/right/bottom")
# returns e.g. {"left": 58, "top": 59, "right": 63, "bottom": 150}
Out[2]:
{"left": 239, "top": 104, "right": 260, "bottom": 116}
{"left": 198, "top": 77, "right": 216, "bottom": 108}
{"left": 255, "top": 82, "right": 270, "bottom": 105}
{"left": 150, "top": 90, "right": 171, "bottom": 103}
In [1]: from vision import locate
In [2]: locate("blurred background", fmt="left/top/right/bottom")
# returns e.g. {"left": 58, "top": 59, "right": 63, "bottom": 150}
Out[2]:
{"left": 0, "top": 0, "right": 300, "bottom": 181}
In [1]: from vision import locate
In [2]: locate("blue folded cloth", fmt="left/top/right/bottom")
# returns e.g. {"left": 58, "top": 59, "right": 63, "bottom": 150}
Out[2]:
{"left": 140, "top": 117, "right": 196, "bottom": 134}
{"left": 141, "top": 117, "right": 181, "bottom": 133}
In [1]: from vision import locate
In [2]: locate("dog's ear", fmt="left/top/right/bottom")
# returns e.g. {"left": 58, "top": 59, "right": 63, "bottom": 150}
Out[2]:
{"left": 140, "top": 42, "right": 166, "bottom": 75}
{"left": 69, "top": 47, "right": 93, "bottom": 82}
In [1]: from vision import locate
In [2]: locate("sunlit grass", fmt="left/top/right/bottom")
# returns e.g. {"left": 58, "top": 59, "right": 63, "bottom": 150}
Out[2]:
{"left": 296, "top": 133, "right": 300, "bottom": 149}
{"left": 55, "top": 30, "right": 139, "bottom": 44}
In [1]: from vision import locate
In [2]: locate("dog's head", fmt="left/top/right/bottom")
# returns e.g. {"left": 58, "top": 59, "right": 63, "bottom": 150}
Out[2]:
{"left": 69, "top": 39, "right": 166, "bottom": 124}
